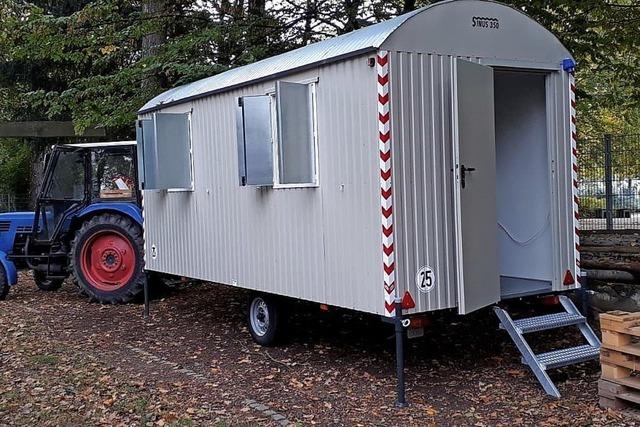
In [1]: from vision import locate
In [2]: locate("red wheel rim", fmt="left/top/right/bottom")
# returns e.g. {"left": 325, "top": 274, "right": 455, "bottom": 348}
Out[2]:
{"left": 80, "top": 230, "right": 136, "bottom": 292}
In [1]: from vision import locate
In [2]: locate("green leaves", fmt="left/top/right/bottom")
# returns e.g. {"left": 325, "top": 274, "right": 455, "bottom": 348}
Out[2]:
{"left": 0, "top": 138, "right": 32, "bottom": 195}
{"left": 0, "top": 0, "right": 638, "bottom": 139}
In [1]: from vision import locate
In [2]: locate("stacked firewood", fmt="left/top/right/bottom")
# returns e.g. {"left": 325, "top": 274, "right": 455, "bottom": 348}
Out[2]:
{"left": 581, "top": 231, "right": 640, "bottom": 283}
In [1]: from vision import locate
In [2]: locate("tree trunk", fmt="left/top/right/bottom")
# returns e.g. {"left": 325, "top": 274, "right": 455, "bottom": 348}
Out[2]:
{"left": 29, "top": 141, "right": 46, "bottom": 209}
{"left": 217, "top": 0, "right": 233, "bottom": 64}
{"left": 342, "top": 0, "right": 363, "bottom": 33}
{"left": 141, "top": 0, "right": 164, "bottom": 90}
{"left": 581, "top": 245, "right": 640, "bottom": 254}
{"left": 302, "top": 0, "right": 315, "bottom": 44}
{"left": 403, "top": 0, "right": 416, "bottom": 13}
{"left": 580, "top": 231, "right": 640, "bottom": 282}
{"left": 580, "top": 259, "right": 640, "bottom": 275}
{"left": 245, "top": 0, "right": 271, "bottom": 57}
{"left": 585, "top": 269, "right": 636, "bottom": 283}
{"left": 248, "top": 0, "right": 266, "bottom": 17}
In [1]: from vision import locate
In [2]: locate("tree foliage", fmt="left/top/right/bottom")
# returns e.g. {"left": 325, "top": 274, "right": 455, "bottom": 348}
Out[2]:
{"left": 0, "top": 138, "right": 32, "bottom": 195}
{"left": 0, "top": 0, "right": 634, "bottom": 198}
{"left": 0, "top": 0, "right": 638, "bottom": 139}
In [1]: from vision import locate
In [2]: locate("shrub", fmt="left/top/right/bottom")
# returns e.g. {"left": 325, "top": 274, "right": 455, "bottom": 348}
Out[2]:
{"left": 580, "top": 196, "right": 605, "bottom": 211}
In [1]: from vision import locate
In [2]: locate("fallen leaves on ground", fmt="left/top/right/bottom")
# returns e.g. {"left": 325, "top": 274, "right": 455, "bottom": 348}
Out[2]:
{"left": 0, "top": 272, "right": 633, "bottom": 426}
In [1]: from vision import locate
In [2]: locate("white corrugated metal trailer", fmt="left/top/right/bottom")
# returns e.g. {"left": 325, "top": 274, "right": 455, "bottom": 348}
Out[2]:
{"left": 137, "top": 0, "right": 597, "bottom": 399}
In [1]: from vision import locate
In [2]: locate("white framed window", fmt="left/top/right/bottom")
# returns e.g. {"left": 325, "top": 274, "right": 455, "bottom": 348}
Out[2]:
{"left": 236, "top": 79, "right": 319, "bottom": 188}
{"left": 272, "top": 81, "right": 319, "bottom": 188}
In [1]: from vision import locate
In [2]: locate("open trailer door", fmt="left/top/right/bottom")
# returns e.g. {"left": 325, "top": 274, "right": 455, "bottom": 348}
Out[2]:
{"left": 452, "top": 59, "right": 500, "bottom": 314}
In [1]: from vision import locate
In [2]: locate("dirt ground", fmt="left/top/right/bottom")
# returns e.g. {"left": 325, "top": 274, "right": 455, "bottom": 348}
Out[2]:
{"left": 0, "top": 273, "right": 635, "bottom": 426}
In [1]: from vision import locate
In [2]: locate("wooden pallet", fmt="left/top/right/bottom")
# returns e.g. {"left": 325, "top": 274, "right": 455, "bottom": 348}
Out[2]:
{"left": 600, "top": 311, "right": 640, "bottom": 412}
{"left": 601, "top": 311, "right": 640, "bottom": 352}
{"left": 599, "top": 379, "right": 640, "bottom": 414}
{"left": 100, "top": 189, "right": 133, "bottom": 199}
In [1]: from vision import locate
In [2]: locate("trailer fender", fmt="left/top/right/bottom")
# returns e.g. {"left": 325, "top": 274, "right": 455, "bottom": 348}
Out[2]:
{"left": 0, "top": 251, "right": 18, "bottom": 286}
{"left": 76, "top": 203, "right": 143, "bottom": 226}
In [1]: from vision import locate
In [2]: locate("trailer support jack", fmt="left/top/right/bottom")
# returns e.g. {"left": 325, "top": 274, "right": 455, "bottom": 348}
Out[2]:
{"left": 394, "top": 298, "right": 408, "bottom": 408}
{"left": 143, "top": 274, "right": 150, "bottom": 319}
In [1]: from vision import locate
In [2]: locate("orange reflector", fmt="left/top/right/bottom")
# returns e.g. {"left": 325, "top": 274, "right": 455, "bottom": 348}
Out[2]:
{"left": 319, "top": 304, "right": 329, "bottom": 312}
{"left": 402, "top": 291, "right": 416, "bottom": 309}
{"left": 408, "top": 315, "right": 431, "bottom": 329}
{"left": 563, "top": 270, "right": 575, "bottom": 286}
{"left": 541, "top": 295, "right": 560, "bottom": 306}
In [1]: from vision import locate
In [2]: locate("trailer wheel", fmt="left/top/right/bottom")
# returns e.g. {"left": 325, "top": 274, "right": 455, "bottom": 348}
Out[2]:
{"left": 0, "top": 267, "right": 8, "bottom": 301}
{"left": 33, "top": 271, "right": 63, "bottom": 292}
{"left": 248, "top": 294, "right": 285, "bottom": 346}
{"left": 70, "top": 213, "right": 144, "bottom": 304}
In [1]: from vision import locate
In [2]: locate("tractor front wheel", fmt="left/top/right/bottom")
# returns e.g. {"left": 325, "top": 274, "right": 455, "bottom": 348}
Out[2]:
{"left": 70, "top": 213, "right": 144, "bottom": 304}
{"left": 33, "top": 271, "right": 64, "bottom": 292}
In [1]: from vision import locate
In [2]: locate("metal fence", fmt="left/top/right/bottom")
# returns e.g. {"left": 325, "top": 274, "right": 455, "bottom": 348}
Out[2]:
{"left": 579, "top": 134, "right": 640, "bottom": 231}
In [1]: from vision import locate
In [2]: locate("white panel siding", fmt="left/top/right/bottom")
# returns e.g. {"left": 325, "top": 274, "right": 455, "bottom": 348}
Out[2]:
{"left": 317, "top": 58, "right": 383, "bottom": 314}
{"left": 548, "top": 70, "right": 579, "bottom": 292}
{"left": 143, "top": 56, "right": 385, "bottom": 314}
{"left": 389, "top": 51, "right": 458, "bottom": 312}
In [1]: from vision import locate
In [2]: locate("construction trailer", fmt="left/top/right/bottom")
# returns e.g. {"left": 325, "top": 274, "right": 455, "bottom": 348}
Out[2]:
{"left": 137, "top": 0, "right": 600, "bottom": 399}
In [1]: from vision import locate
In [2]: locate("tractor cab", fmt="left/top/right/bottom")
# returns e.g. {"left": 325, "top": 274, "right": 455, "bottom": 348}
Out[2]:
{"left": 0, "top": 141, "right": 145, "bottom": 303}
{"left": 33, "top": 141, "right": 140, "bottom": 248}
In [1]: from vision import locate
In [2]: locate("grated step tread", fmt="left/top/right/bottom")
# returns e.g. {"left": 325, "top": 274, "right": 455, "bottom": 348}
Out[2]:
{"left": 513, "top": 312, "right": 585, "bottom": 333}
{"left": 536, "top": 345, "right": 600, "bottom": 370}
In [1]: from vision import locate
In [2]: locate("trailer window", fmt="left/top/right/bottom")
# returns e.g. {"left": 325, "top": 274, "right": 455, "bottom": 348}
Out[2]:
{"left": 139, "top": 113, "right": 193, "bottom": 191}
{"left": 274, "top": 81, "right": 318, "bottom": 186}
{"left": 235, "top": 81, "right": 318, "bottom": 188}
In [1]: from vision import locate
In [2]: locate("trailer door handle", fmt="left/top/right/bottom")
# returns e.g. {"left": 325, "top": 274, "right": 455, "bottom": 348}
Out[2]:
{"left": 460, "top": 165, "right": 475, "bottom": 189}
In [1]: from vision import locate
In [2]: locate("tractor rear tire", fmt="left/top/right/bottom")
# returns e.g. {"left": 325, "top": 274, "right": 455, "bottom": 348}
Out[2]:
{"left": 33, "top": 271, "right": 64, "bottom": 292}
{"left": 70, "top": 213, "right": 144, "bottom": 304}
{"left": 0, "top": 267, "right": 8, "bottom": 301}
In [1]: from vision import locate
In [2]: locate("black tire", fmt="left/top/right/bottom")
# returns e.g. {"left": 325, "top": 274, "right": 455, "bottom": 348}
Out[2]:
{"left": 70, "top": 213, "right": 145, "bottom": 304}
{"left": 33, "top": 270, "right": 64, "bottom": 292}
{"left": 0, "top": 267, "right": 8, "bottom": 301}
{"left": 247, "top": 294, "right": 286, "bottom": 346}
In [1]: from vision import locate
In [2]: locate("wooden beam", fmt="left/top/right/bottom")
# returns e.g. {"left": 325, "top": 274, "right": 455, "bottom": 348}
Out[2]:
{"left": 0, "top": 121, "right": 105, "bottom": 138}
{"left": 581, "top": 246, "right": 640, "bottom": 254}
{"left": 581, "top": 259, "right": 640, "bottom": 275}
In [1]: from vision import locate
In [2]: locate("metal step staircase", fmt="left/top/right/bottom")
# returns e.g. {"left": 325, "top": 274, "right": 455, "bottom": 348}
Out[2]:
{"left": 494, "top": 295, "right": 601, "bottom": 398}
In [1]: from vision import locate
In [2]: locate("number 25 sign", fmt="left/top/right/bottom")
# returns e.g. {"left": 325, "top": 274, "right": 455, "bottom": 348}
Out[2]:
{"left": 415, "top": 266, "right": 435, "bottom": 294}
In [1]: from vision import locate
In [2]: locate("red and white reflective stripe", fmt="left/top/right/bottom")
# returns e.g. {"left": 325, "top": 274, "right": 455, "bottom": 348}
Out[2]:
{"left": 378, "top": 51, "right": 395, "bottom": 316}
{"left": 569, "top": 73, "right": 581, "bottom": 277}
{"left": 140, "top": 191, "right": 148, "bottom": 267}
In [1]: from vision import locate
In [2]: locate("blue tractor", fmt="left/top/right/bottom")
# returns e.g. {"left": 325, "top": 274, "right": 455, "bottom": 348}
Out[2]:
{"left": 0, "top": 141, "right": 145, "bottom": 303}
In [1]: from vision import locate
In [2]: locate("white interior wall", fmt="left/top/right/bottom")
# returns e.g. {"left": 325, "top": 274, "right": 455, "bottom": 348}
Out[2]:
{"left": 494, "top": 71, "right": 553, "bottom": 283}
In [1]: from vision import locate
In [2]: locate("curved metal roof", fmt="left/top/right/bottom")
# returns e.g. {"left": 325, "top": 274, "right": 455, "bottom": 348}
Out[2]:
{"left": 140, "top": 0, "right": 570, "bottom": 114}
{"left": 139, "top": 9, "right": 422, "bottom": 113}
